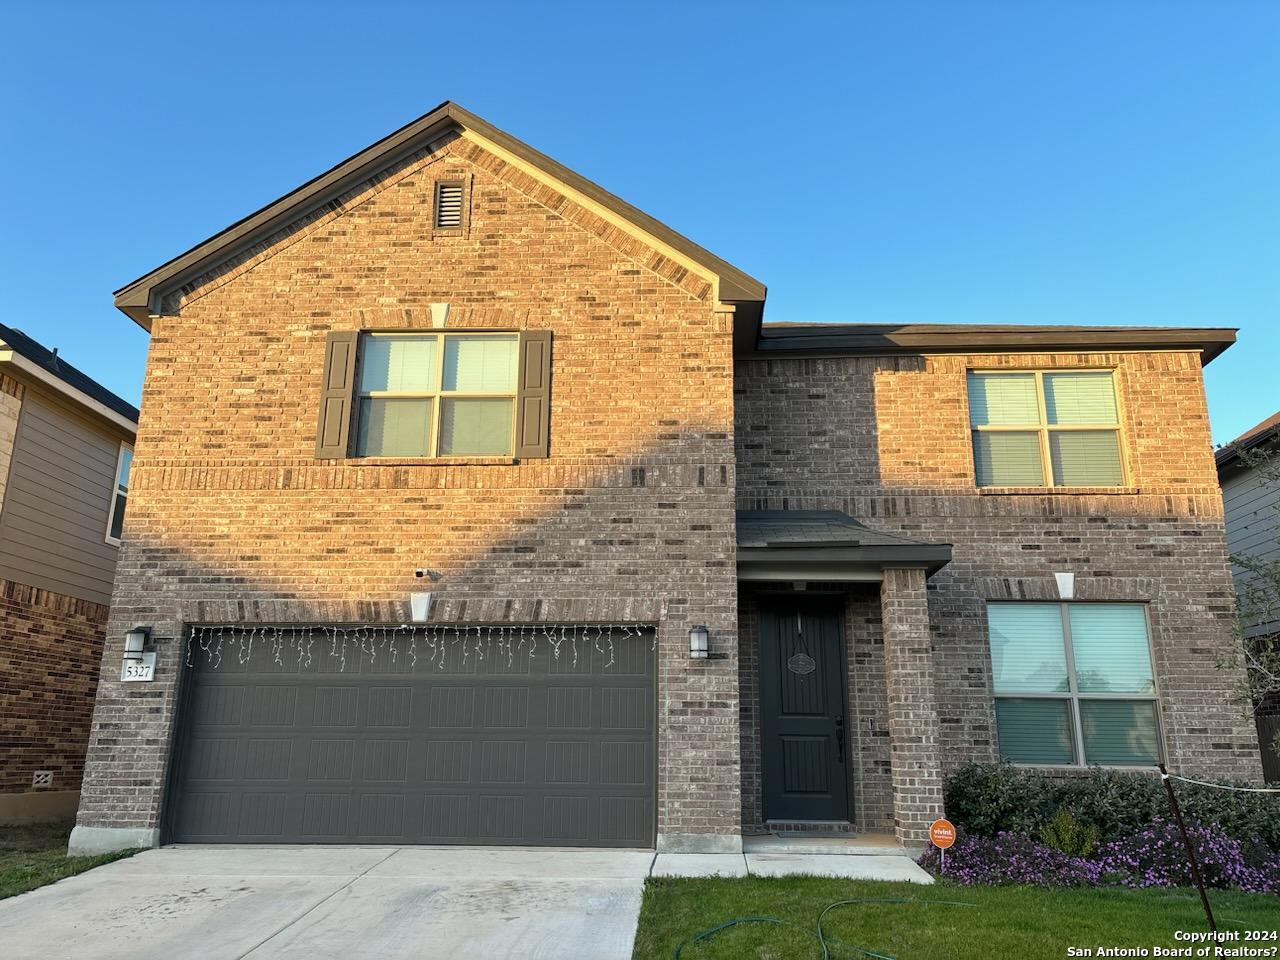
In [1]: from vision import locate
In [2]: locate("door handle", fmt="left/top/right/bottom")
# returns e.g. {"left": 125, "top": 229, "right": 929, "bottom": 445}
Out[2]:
{"left": 835, "top": 715, "right": 846, "bottom": 763}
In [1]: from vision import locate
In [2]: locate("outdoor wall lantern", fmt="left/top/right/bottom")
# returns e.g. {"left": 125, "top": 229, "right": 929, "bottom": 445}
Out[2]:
{"left": 121, "top": 626, "right": 156, "bottom": 683}
{"left": 123, "top": 626, "right": 150, "bottom": 660}
{"left": 688, "top": 624, "right": 710, "bottom": 659}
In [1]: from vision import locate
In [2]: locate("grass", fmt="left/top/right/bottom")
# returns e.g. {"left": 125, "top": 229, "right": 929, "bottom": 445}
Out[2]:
{"left": 633, "top": 876, "right": 1280, "bottom": 960}
{"left": 0, "top": 822, "right": 139, "bottom": 900}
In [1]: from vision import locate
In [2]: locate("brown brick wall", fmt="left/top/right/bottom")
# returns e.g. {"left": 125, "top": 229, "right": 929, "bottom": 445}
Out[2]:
{"left": 0, "top": 579, "right": 108, "bottom": 795}
{"left": 78, "top": 132, "right": 742, "bottom": 843}
{"left": 735, "top": 350, "right": 1262, "bottom": 788}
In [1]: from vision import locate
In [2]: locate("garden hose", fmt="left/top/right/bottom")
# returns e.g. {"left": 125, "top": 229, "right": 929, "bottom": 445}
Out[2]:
{"left": 670, "top": 895, "right": 978, "bottom": 960}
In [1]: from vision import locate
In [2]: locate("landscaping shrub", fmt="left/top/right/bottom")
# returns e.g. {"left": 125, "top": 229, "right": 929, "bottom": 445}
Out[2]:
{"left": 1039, "top": 809, "right": 1099, "bottom": 858}
{"left": 918, "top": 822, "right": 1280, "bottom": 893}
{"left": 917, "top": 832, "right": 1099, "bottom": 887}
{"left": 1093, "top": 819, "right": 1279, "bottom": 895}
{"left": 943, "top": 763, "right": 1056, "bottom": 836}
{"left": 946, "top": 763, "right": 1280, "bottom": 851}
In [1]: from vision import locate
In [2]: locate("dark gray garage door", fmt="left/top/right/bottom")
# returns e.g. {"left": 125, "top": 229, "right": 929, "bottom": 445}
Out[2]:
{"left": 167, "top": 625, "right": 656, "bottom": 847}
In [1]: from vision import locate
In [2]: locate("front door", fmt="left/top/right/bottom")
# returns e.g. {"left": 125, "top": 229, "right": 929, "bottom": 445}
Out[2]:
{"left": 759, "top": 601, "right": 849, "bottom": 822}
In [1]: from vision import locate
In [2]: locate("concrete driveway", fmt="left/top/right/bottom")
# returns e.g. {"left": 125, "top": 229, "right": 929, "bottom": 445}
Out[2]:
{"left": 0, "top": 846, "right": 654, "bottom": 960}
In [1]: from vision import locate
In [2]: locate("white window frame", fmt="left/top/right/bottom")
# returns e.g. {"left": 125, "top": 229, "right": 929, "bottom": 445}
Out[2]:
{"left": 988, "top": 601, "right": 1165, "bottom": 769}
{"left": 355, "top": 331, "right": 519, "bottom": 458}
{"left": 105, "top": 442, "right": 133, "bottom": 547}
{"left": 968, "top": 369, "right": 1128, "bottom": 488}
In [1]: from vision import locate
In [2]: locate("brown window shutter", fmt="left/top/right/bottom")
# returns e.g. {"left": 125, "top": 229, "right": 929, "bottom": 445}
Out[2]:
{"left": 514, "top": 331, "right": 552, "bottom": 459}
{"left": 315, "top": 331, "right": 359, "bottom": 458}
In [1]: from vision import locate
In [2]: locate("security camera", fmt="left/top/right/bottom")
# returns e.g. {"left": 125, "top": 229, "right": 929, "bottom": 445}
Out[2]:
{"left": 415, "top": 568, "right": 428, "bottom": 579}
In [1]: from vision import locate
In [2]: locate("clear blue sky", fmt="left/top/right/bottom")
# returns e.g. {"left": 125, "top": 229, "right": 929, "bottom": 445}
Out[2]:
{"left": 1, "top": 1, "right": 1275, "bottom": 443}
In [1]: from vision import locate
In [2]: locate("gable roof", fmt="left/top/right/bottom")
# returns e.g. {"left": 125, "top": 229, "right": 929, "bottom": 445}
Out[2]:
{"left": 113, "top": 101, "right": 766, "bottom": 332}
{"left": 1216, "top": 410, "right": 1280, "bottom": 472}
{"left": 754, "top": 322, "right": 1237, "bottom": 365}
{"left": 0, "top": 322, "right": 139, "bottom": 431}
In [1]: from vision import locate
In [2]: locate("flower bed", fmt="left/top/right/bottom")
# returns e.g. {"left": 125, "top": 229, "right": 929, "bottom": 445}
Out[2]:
{"left": 922, "top": 764, "right": 1280, "bottom": 895}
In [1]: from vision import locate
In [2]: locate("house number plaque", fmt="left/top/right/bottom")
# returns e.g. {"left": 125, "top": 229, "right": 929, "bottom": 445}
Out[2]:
{"left": 121, "top": 652, "right": 157, "bottom": 682}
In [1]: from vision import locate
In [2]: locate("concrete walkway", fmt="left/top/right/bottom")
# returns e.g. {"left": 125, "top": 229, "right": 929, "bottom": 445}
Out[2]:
{"left": 0, "top": 844, "right": 932, "bottom": 960}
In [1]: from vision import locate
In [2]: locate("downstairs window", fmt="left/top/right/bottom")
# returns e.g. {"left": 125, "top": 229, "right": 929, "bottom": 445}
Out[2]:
{"left": 987, "top": 602, "right": 1162, "bottom": 767}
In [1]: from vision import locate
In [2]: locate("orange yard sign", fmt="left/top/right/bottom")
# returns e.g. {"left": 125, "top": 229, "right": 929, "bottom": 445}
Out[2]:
{"left": 929, "top": 818, "right": 956, "bottom": 849}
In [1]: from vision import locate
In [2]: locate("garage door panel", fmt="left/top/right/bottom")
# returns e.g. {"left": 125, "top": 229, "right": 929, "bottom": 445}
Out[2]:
{"left": 309, "top": 739, "right": 355, "bottom": 779}
{"left": 424, "top": 740, "right": 472, "bottom": 782}
{"left": 171, "top": 625, "right": 655, "bottom": 846}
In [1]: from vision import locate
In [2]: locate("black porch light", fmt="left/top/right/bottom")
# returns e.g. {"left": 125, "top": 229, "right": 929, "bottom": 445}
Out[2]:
{"left": 688, "top": 624, "right": 710, "bottom": 659}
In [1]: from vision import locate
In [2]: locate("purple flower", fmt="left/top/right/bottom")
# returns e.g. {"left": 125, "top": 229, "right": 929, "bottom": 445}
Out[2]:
{"left": 918, "top": 820, "right": 1280, "bottom": 895}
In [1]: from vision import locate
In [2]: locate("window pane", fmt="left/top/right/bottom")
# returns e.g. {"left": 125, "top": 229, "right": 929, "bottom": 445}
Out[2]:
{"left": 116, "top": 447, "right": 133, "bottom": 492}
{"left": 1080, "top": 700, "right": 1160, "bottom": 766}
{"left": 968, "top": 373, "right": 1041, "bottom": 426}
{"left": 973, "top": 431, "right": 1045, "bottom": 487}
{"left": 355, "top": 398, "right": 432, "bottom": 456}
{"left": 1049, "top": 430, "right": 1124, "bottom": 486}
{"left": 359, "top": 336, "right": 437, "bottom": 393}
{"left": 439, "top": 398, "right": 514, "bottom": 455}
{"left": 1069, "top": 604, "right": 1154, "bottom": 693}
{"left": 1043, "top": 372, "right": 1117, "bottom": 425}
{"left": 443, "top": 335, "right": 518, "bottom": 393}
{"left": 988, "top": 604, "right": 1069, "bottom": 693}
{"left": 109, "top": 492, "right": 126, "bottom": 540}
{"left": 995, "top": 698, "right": 1076, "bottom": 764}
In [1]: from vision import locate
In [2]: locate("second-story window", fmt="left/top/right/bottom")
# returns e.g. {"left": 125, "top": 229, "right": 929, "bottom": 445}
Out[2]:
{"left": 967, "top": 370, "right": 1125, "bottom": 487}
{"left": 355, "top": 332, "right": 519, "bottom": 457}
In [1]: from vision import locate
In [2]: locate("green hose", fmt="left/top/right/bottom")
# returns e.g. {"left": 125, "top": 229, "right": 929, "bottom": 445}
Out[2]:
{"left": 670, "top": 896, "right": 978, "bottom": 960}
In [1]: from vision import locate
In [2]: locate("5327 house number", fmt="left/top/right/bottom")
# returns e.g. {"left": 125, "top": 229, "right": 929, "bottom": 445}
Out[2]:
{"left": 120, "top": 652, "right": 157, "bottom": 682}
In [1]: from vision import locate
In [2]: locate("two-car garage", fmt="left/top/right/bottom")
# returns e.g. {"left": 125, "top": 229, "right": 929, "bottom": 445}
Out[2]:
{"left": 165, "top": 625, "right": 656, "bottom": 848}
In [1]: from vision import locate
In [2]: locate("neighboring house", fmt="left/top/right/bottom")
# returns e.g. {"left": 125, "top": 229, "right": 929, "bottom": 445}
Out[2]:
{"left": 0, "top": 323, "right": 138, "bottom": 823}
{"left": 1217, "top": 411, "right": 1280, "bottom": 782}
{"left": 69, "top": 102, "right": 1261, "bottom": 856}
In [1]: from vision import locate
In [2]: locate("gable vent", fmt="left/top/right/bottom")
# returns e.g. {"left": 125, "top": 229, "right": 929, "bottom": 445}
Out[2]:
{"left": 434, "top": 182, "right": 464, "bottom": 229}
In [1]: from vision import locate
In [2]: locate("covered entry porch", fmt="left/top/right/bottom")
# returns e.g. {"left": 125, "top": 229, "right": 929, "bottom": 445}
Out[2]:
{"left": 735, "top": 510, "right": 952, "bottom": 848}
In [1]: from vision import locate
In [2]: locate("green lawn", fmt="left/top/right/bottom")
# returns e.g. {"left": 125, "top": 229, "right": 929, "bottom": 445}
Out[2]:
{"left": 0, "top": 822, "right": 139, "bottom": 900}
{"left": 633, "top": 876, "right": 1280, "bottom": 960}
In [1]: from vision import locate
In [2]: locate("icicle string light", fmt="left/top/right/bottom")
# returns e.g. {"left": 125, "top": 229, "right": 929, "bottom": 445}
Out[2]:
{"left": 184, "top": 623, "right": 658, "bottom": 673}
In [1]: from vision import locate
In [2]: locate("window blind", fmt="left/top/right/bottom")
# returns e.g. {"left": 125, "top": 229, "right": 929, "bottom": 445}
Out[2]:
{"left": 973, "top": 432, "right": 1045, "bottom": 487}
{"left": 440, "top": 398, "right": 514, "bottom": 455}
{"left": 443, "top": 335, "right": 518, "bottom": 393}
{"left": 995, "top": 699, "right": 1075, "bottom": 765}
{"left": 1043, "top": 372, "right": 1118, "bottom": 424}
{"left": 1068, "top": 604, "right": 1154, "bottom": 694}
{"left": 988, "top": 604, "right": 1069, "bottom": 693}
{"left": 355, "top": 397, "right": 433, "bottom": 456}
{"left": 1049, "top": 431, "right": 1124, "bottom": 486}
{"left": 359, "top": 336, "right": 438, "bottom": 393}
{"left": 1080, "top": 700, "right": 1160, "bottom": 765}
{"left": 967, "top": 373, "right": 1039, "bottom": 425}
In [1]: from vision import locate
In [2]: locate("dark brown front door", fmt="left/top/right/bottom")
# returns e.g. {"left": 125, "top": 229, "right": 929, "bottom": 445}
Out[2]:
{"left": 759, "top": 601, "right": 849, "bottom": 822}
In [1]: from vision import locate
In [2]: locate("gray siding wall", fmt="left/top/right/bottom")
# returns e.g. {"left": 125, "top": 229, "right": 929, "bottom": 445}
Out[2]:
{"left": 1222, "top": 462, "right": 1280, "bottom": 637}
{"left": 0, "top": 390, "right": 123, "bottom": 604}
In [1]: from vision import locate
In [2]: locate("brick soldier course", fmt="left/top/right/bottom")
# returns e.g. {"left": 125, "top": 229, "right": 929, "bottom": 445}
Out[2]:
{"left": 71, "top": 102, "right": 1261, "bottom": 854}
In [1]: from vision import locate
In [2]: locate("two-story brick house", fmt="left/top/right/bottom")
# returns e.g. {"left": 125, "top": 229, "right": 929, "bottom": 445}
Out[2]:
{"left": 70, "top": 102, "right": 1261, "bottom": 856}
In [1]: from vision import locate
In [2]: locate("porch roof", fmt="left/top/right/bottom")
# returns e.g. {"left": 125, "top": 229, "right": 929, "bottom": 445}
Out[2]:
{"left": 735, "top": 510, "right": 952, "bottom": 580}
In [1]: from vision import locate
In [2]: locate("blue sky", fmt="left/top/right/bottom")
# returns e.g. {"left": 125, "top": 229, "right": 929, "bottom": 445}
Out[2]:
{"left": 1, "top": 1, "right": 1275, "bottom": 443}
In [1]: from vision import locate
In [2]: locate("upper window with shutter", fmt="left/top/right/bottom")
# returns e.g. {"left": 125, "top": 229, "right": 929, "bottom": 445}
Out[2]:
{"left": 967, "top": 370, "right": 1126, "bottom": 488}
{"left": 433, "top": 181, "right": 465, "bottom": 232}
{"left": 314, "top": 330, "right": 551, "bottom": 460}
